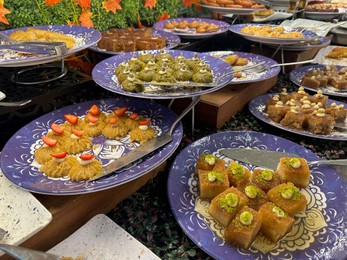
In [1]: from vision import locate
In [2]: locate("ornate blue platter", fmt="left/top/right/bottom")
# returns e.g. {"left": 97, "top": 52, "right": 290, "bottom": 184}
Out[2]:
{"left": 88, "top": 29, "right": 181, "bottom": 55}
{"left": 0, "top": 25, "right": 101, "bottom": 67}
{"left": 206, "top": 51, "right": 280, "bottom": 84}
{"left": 153, "top": 18, "right": 230, "bottom": 39}
{"left": 92, "top": 49, "right": 234, "bottom": 99}
{"left": 0, "top": 98, "right": 183, "bottom": 195}
{"left": 167, "top": 131, "right": 346, "bottom": 259}
{"left": 289, "top": 64, "right": 347, "bottom": 98}
{"left": 248, "top": 93, "right": 347, "bottom": 140}
{"left": 229, "top": 24, "right": 317, "bottom": 45}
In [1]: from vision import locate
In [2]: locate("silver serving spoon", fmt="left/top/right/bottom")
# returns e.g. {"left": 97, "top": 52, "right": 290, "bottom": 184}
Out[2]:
{"left": 0, "top": 228, "right": 59, "bottom": 260}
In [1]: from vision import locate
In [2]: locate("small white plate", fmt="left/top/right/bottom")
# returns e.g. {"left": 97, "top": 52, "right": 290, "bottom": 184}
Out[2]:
{"left": 314, "top": 45, "right": 347, "bottom": 66}
{"left": 48, "top": 214, "right": 160, "bottom": 259}
{"left": 0, "top": 170, "right": 52, "bottom": 255}
{"left": 0, "top": 91, "right": 5, "bottom": 101}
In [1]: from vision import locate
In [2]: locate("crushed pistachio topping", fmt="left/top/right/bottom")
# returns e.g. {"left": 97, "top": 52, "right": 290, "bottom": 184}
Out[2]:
{"left": 204, "top": 154, "right": 216, "bottom": 165}
{"left": 229, "top": 163, "right": 245, "bottom": 178}
{"left": 280, "top": 185, "right": 301, "bottom": 200}
{"left": 240, "top": 211, "right": 253, "bottom": 226}
{"left": 218, "top": 193, "right": 239, "bottom": 213}
{"left": 207, "top": 171, "right": 223, "bottom": 183}
{"left": 261, "top": 169, "right": 274, "bottom": 181}
{"left": 289, "top": 158, "right": 301, "bottom": 168}
{"left": 245, "top": 185, "right": 258, "bottom": 199}
{"left": 272, "top": 205, "right": 286, "bottom": 217}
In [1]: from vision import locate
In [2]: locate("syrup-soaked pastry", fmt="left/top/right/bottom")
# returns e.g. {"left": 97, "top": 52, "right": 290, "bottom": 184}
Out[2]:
{"left": 129, "top": 119, "right": 155, "bottom": 144}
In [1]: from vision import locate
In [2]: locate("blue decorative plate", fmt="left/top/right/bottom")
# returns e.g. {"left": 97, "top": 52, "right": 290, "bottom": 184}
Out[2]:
{"left": 206, "top": 51, "right": 280, "bottom": 84}
{"left": 92, "top": 49, "right": 234, "bottom": 99}
{"left": 265, "top": 36, "right": 331, "bottom": 52}
{"left": 289, "top": 64, "right": 347, "bottom": 98}
{"left": 153, "top": 18, "right": 230, "bottom": 39}
{"left": 88, "top": 29, "right": 181, "bottom": 55}
{"left": 0, "top": 98, "right": 183, "bottom": 195}
{"left": 229, "top": 24, "right": 317, "bottom": 45}
{"left": 248, "top": 93, "right": 347, "bottom": 140}
{"left": 0, "top": 25, "right": 101, "bottom": 67}
{"left": 167, "top": 131, "right": 347, "bottom": 259}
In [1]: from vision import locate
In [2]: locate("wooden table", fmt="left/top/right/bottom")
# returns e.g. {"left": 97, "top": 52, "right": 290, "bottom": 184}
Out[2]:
{"left": 0, "top": 162, "right": 166, "bottom": 260}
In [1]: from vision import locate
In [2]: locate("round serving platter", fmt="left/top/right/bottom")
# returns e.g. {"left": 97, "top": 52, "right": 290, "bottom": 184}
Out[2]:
{"left": 206, "top": 51, "right": 280, "bottom": 84}
{"left": 289, "top": 64, "right": 347, "bottom": 98}
{"left": 265, "top": 36, "right": 331, "bottom": 52}
{"left": 92, "top": 49, "right": 234, "bottom": 99}
{"left": 229, "top": 24, "right": 317, "bottom": 45}
{"left": 153, "top": 18, "right": 230, "bottom": 39}
{"left": 88, "top": 29, "right": 181, "bottom": 55}
{"left": 248, "top": 93, "right": 347, "bottom": 140}
{"left": 201, "top": 4, "right": 265, "bottom": 15}
{"left": 0, "top": 98, "right": 183, "bottom": 195}
{"left": 167, "top": 130, "right": 347, "bottom": 259}
{"left": 0, "top": 25, "right": 101, "bottom": 67}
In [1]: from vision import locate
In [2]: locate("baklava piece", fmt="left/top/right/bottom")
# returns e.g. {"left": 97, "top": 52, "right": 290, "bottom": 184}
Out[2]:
{"left": 280, "top": 106, "right": 307, "bottom": 130}
{"left": 237, "top": 183, "right": 269, "bottom": 210}
{"left": 251, "top": 168, "right": 280, "bottom": 193}
{"left": 325, "top": 102, "right": 347, "bottom": 123}
{"left": 276, "top": 157, "right": 310, "bottom": 188}
{"left": 196, "top": 153, "right": 225, "bottom": 173}
{"left": 306, "top": 108, "right": 335, "bottom": 135}
{"left": 226, "top": 160, "right": 251, "bottom": 187}
{"left": 198, "top": 169, "right": 229, "bottom": 200}
{"left": 267, "top": 101, "right": 290, "bottom": 123}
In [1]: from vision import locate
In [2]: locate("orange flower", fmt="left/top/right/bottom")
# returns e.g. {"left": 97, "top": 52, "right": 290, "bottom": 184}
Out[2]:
{"left": 102, "top": 0, "right": 122, "bottom": 14}
{"left": 79, "top": 10, "right": 94, "bottom": 27}
{"left": 0, "top": 4, "right": 10, "bottom": 25}
{"left": 157, "top": 11, "right": 169, "bottom": 21}
{"left": 45, "top": 0, "right": 61, "bottom": 6}
{"left": 144, "top": 0, "right": 156, "bottom": 9}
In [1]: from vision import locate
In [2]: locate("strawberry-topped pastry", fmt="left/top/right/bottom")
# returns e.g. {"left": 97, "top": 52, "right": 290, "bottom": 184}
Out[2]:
{"left": 102, "top": 117, "right": 128, "bottom": 139}
{"left": 106, "top": 106, "right": 129, "bottom": 123}
{"left": 124, "top": 112, "right": 145, "bottom": 131}
{"left": 47, "top": 123, "right": 70, "bottom": 143}
{"left": 63, "top": 114, "right": 85, "bottom": 131}
{"left": 34, "top": 135, "right": 61, "bottom": 164}
{"left": 68, "top": 153, "right": 102, "bottom": 181}
{"left": 129, "top": 118, "right": 155, "bottom": 144}
{"left": 85, "top": 104, "right": 106, "bottom": 122}
{"left": 40, "top": 151, "right": 76, "bottom": 178}
{"left": 61, "top": 128, "right": 92, "bottom": 154}
{"left": 83, "top": 113, "right": 106, "bottom": 137}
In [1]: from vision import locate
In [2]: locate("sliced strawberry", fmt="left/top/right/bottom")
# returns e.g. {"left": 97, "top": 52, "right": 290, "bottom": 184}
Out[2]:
{"left": 88, "top": 104, "right": 100, "bottom": 116}
{"left": 51, "top": 123, "right": 65, "bottom": 134}
{"left": 129, "top": 112, "right": 139, "bottom": 120}
{"left": 80, "top": 154, "right": 94, "bottom": 160}
{"left": 114, "top": 107, "right": 127, "bottom": 117}
{"left": 64, "top": 114, "right": 78, "bottom": 125}
{"left": 108, "top": 118, "right": 119, "bottom": 125}
{"left": 87, "top": 114, "right": 98, "bottom": 124}
{"left": 139, "top": 119, "right": 151, "bottom": 126}
{"left": 42, "top": 135, "right": 57, "bottom": 147}
{"left": 51, "top": 152, "right": 67, "bottom": 159}
{"left": 71, "top": 128, "right": 83, "bottom": 137}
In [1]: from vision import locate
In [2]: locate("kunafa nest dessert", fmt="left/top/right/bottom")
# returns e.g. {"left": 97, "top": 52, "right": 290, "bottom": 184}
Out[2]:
{"left": 35, "top": 104, "right": 157, "bottom": 181}
{"left": 195, "top": 152, "right": 311, "bottom": 249}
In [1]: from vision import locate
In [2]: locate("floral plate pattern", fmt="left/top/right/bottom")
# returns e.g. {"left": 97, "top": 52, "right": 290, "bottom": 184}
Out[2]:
{"left": 206, "top": 51, "right": 280, "bottom": 84}
{"left": 88, "top": 29, "right": 181, "bottom": 55}
{"left": 248, "top": 93, "right": 347, "bottom": 140}
{"left": 0, "top": 98, "right": 183, "bottom": 195}
{"left": 289, "top": 64, "right": 347, "bottom": 97}
{"left": 167, "top": 131, "right": 346, "bottom": 259}
{"left": 229, "top": 24, "right": 317, "bottom": 45}
{"left": 153, "top": 18, "right": 230, "bottom": 39}
{"left": 0, "top": 25, "right": 101, "bottom": 67}
{"left": 92, "top": 49, "right": 234, "bottom": 99}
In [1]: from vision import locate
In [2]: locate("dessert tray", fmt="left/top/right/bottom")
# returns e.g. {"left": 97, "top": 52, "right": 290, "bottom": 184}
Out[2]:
{"left": 304, "top": 10, "right": 346, "bottom": 21}
{"left": 248, "top": 94, "right": 347, "bottom": 140}
{"left": 0, "top": 170, "right": 52, "bottom": 255}
{"left": 153, "top": 18, "right": 230, "bottom": 39}
{"left": 229, "top": 24, "right": 317, "bottom": 45}
{"left": 206, "top": 51, "right": 280, "bottom": 84}
{"left": 201, "top": 5, "right": 265, "bottom": 15}
{"left": 314, "top": 45, "right": 347, "bottom": 67}
{"left": 265, "top": 36, "right": 330, "bottom": 52}
{"left": 92, "top": 49, "right": 234, "bottom": 99}
{"left": 48, "top": 214, "right": 160, "bottom": 259}
{"left": 252, "top": 11, "right": 293, "bottom": 22}
{"left": 167, "top": 131, "right": 346, "bottom": 259}
{"left": 0, "top": 98, "right": 183, "bottom": 195}
{"left": 289, "top": 64, "right": 347, "bottom": 98}
{"left": 0, "top": 25, "right": 101, "bottom": 67}
{"left": 88, "top": 29, "right": 181, "bottom": 55}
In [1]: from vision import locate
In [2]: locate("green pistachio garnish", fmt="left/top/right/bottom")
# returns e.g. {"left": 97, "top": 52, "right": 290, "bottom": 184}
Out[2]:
{"left": 207, "top": 171, "right": 223, "bottom": 183}
{"left": 240, "top": 211, "right": 253, "bottom": 226}
{"left": 218, "top": 193, "right": 239, "bottom": 213}
{"left": 229, "top": 163, "right": 245, "bottom": 178}
{"left": 245, "top": 185, "right": 258, "bottom": 199}
{"left": 204, "top": 154, "right": 216, "bottom": 165}
{"left": 261, "top": 169, "right": 274, "bottom": 181}
{"left": 289, "top": 158, "right": 301, "bottom": 168}
{"left": 272, "top": 206, "right": 286, "bottom": 217}
{"left": 280, "top": 185, "right": 301, "bottom": 200}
